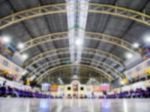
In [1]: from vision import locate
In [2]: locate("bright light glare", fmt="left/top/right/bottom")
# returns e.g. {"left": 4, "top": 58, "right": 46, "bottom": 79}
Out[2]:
{"left": 133, "top": 42, "right": 139, "bottom": 48}
{"left": 2, "top": 35, "right": 11, "bottom": 44}
{"left": 67, "top": 0, "right": 89, "bottom": 75}
{"left": 22, "top": 54, "right": 28, "bottom": 60}
{"left": 74, "top": 60, "right": 80, "bottom": 65}
{"left": 22, "top": 70, "right": 28, "bottom": 75}
{"left": 125, "top": 52, "right": 133, "bottom": 59}
{"left": 17, "top": 43, "right": 25, "bottom": 49}
{"left": 72, "top": 75, "right": 79, "bottom": 80}
{"left": 75, "top": 38, "right": 83, "bottom": 47}
{"left": 143, "top": 34, "right": 150, "bottom": 44}
{"left": 120, "top": 80, "right": 125, "bottom": 85}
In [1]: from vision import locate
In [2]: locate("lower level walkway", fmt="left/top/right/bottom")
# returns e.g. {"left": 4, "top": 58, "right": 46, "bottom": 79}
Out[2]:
{"left": 0, "top": 98, "right": 149, "bottom": 112}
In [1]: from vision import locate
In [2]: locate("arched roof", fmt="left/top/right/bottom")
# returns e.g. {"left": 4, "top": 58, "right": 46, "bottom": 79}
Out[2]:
{"left": 0, "top": 0, "right": 150, "bottom": 84}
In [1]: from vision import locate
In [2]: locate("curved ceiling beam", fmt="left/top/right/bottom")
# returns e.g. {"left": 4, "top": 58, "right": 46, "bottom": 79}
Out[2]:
{"left": 23, "top": 47, "right": 123, "bottom": 67}
{"left": 82, "top": 58, "right": 123, "bottom": 77}
{"left": 18, "top": 32, "right": 140, "bottom": 55}
{"left": 36, "top": 66, "right": 109, "bottom": 84}
{"left": 25, "top": 50, "right": 125, "bottom": 70}
{"left": 36, "top": 64, "right": 114, "bottom": 83}
{"left": 36, "top": 60, "right": 112, "bottom": 79}
{"left": 32, "top": 60, "right": 114, "bottom": 81}
{"left": 28, "top": 57, "right": 124, "bottom": 79}
{"left": 0, "top": 3, "right": 150, "bottom": 30}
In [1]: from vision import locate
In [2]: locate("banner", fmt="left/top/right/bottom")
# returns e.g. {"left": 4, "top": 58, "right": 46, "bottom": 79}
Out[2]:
{"left": 50, "top": 84, "right": 59, "bottom": 92}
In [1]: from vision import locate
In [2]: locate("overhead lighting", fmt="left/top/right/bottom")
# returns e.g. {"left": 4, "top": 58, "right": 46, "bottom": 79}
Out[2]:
{"left": 72, "top": 75, "right": 79, "bottom": 80}
{"left": 75, "top": 38, "right": 83, "bottom": 47}
{"left": 143, "top": 34, "right": 150, "bottom": 44}
{"left": 67, "top": 0, "right": 89, "bottom": 76}
{"left": 125, "top": 52, "right": 133, "bottom": 59}
{"left": 133, "top": 42, "right": 140, "bottom": 48}
{"left": 29, "top": 75, "right": 36, "bottom": 81}
{"left": 17, "top": 42, "right": 25, "bottom": 49}
{"left": 120, "top": 78, "right": 128, "bottom": 86}
{"left": 74, "top": 60, "right": 80, "bottom": 65}
{"left": 21, "top": 53, "right": 29, "bottom": 60}
{"left": 120, "top": 80, "right": 125, "bottom": 85}
{"left": 2, "top": 35, "right": 11, "bottom": 44}
{"left": 22, "top": 70, "right": 28, "bottom": 75}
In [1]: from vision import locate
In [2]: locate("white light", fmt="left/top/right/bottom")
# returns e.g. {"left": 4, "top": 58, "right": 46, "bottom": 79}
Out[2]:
{"left": 125, "top": 52, "right": 133, "bottom": 59}
{"left": 133, "top": 42, "right": 139, "bottom": 48}
{"left": 72, "top": 75, "right": 79, "bottom": 80}
{"left": 2, "top": 35, "right": 11, "bottom": 44}
{"left": 74, "top": 60, "right": 79, "bottom": 65}
{"left": 143, "top": 34, "right": 150, "bottom": 44}
{"left": 67, "top": 0, "right": 89, "bottom": 76}
{"left": 120, "top": 80, "right": 125, "bottom": 85}
{"left": 75, "top": 38, "right": 83, "bottom": 47}
{"left": 22, "top": 54, "right": 28, "bottom": 60}
{"left": 29, "top": 75, "right": 36, "bottom": 81}
{"left": 17, "top": 43, "right": 25, "bottom": 49}
{"left": 22, "top": 70, "right": 28, "bottom": 75}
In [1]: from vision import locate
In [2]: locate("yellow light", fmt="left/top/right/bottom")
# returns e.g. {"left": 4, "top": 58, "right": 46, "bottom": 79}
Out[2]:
{"left": 146, "top": 68, "right": 150, "bottom": 76}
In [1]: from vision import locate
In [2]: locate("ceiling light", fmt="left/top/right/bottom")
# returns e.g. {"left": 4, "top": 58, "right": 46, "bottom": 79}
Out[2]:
{"left": 120, "top": 80, "right": 125, "bottom": 85}
{"left": 17, "top": 43, "right": 25, "bottom": 49}
{"left": 2, "top": 35, "right": 11, "bottom": 44}
{"left": 72, "top": 75, "right": 79, "bottom": 80}
{"left": 143, "top": 34, "right": 150, "bottom": 44}
{"left": 75, "top": 38, "right": 83, "bottom": 47}
{"left": 22, "top": 70, "right": 28, "bottom": 75}
{"left": 125, "top": 52, "right": 133, "bottom": 59}
{"left": 133, "top": 42, "right": 140, "bottom": 48}
{"left": 74, "top": 60, "right": 79, "bottom": 65}
{"left": 22, "top": 54, "right": 29, "bottom": 60}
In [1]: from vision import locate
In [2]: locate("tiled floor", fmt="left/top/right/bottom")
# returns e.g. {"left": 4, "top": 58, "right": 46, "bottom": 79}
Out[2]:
{"left": 0, "top": 98, "right": 150, "bottom": 112}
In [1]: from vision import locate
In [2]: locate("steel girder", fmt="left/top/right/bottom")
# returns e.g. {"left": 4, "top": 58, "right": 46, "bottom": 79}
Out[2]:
{"left": 23, "top": 47, "right": 123, "bottom": 67}
{"left": 25, "top": 51, "right": 125, "bottom": 80}
{"left": 0, "top": 3, "right": 150, "bottom": 30}
{"left": 36, "top": 64, "right": 114, "bottom": 83}
{"left": 25, "top": 50, "right": 125, "bottom": 71}
{"left": 18, "top": 32, "right": 140, "bottom": 54}
{"left": 28, "top": 57, "right": 123, "bottom": 79}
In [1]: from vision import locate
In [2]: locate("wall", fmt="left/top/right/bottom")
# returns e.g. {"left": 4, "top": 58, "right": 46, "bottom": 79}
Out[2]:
{"left": 124, "top": 58, "right": 150, "bottom": 80}
{"left": 0, "top": 54, "right": 26, "bottom": 81}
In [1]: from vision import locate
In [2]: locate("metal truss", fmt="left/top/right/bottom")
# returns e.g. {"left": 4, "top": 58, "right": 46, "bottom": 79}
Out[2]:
{"left": 40, "top": 74, "right": 108, "bottom": 83}
{"left": 24, "top": 49, "right": 125, "bottom": 71}
{"left": 23, "top": 47, "right": 123, "bottom": 67}
{"left": 28, "top": 57, "right": 124, "bottom": 80}
{"left": 34, "top": 61, "right": 111, "bottom": 82}
{"left": 19, "top": 32, "right": 67, "bottom": 53}
{"left": 25, "top": 51, "right": 125, "bottom": 80}
{"left": 0, "top": 3, "right": 150, "bottom": 30}
{"left": 86, "top": 32, "right": 140, "bottom": 54}
{"left": 36, "top": 64, "right": 114, "bottom": 83}
{"left": 18, "top": 31, "right": 140, "bottom": 55}
{"left": 29, "top": 57, "right": 120, "bottom": 77}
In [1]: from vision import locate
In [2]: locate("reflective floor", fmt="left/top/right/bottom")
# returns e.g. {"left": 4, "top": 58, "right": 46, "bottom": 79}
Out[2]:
{"left": 0, "top": 98, "right": 150, "bottom": 112}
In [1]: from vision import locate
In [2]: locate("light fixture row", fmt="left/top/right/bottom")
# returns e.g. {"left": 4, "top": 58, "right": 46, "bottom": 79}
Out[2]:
{"left": 2, "top": 33, "right": 150, "bottom": 60}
